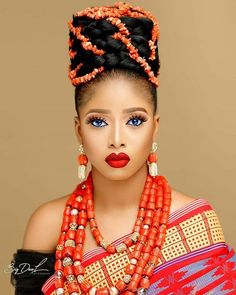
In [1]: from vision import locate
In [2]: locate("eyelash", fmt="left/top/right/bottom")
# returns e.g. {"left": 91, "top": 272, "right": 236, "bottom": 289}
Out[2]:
{"left": 86, "top": 114, "right": 148, "bottom": 128}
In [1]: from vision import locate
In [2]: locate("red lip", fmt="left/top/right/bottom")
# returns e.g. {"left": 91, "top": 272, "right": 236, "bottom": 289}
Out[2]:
{"left": 105, "top": 152, "right": 130, "bottom": 161}
{"left": 105, "top": 153, "right": 130, "bottom": 168}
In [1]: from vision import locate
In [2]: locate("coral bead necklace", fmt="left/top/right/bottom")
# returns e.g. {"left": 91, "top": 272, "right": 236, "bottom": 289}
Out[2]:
{"left": 54, "top": 170, "right": 172, "bottom": 295}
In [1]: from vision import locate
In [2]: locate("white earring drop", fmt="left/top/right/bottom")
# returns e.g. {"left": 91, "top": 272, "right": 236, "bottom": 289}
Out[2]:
{"left": 77, "top": 144, "right": 88, "bottom": 180}
{"left": 148, "top": 142, "right": 158, "bottom": 176}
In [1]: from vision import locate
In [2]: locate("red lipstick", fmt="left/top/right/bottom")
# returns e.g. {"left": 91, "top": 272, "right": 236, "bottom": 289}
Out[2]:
{"left": 105, "top": 152, "right": 130, "bottom": 168}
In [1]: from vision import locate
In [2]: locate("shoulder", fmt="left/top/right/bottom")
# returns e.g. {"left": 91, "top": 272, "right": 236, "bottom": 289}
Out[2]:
{"left": 170, "top": 189, "right": 198, "bottom": 214}
{"left": 21, "top": 194, "right": 71, "bottom": 252}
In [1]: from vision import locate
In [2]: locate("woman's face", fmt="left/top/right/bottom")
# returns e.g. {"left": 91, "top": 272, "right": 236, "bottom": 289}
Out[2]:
{"left": 74, "top": 78, "right": 160, "bottom": 181}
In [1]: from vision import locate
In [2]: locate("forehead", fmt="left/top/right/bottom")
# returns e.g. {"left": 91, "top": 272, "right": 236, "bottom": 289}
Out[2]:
{"left": 81, "top": 78, "right": 152, "bottom": 113}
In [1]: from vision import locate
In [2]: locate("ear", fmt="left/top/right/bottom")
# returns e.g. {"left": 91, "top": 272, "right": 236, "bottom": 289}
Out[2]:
{"left": 74, "top": 116, "right": 83, "bottom": 143}
{"left": 152, "top": 113, "right": 160, "bottom": 141}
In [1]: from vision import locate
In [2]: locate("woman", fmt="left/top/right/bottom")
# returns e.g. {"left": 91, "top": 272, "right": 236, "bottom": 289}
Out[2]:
{"left": 10, "top": 2, "right": 236, "bottom": 294}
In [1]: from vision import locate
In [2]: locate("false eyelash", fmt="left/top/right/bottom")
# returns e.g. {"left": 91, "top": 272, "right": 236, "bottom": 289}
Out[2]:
{"left": 128, "top": 114, "right": 148, "bottom": 123}
{"left": 86, "top": 115, "right": 108, "bottom": 125}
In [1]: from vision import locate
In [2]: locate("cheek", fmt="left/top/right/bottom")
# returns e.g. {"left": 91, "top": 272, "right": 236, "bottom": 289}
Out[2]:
{"left": 132, "top": 121, "right": 153, "bottom": 141}
{"left": 81, "top": 128, "right": 107, "bottom": 159}
{"left": 128, "top": 127, "right": 153, "bottom": 158}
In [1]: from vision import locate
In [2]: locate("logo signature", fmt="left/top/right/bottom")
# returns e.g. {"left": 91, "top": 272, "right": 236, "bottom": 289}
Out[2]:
{"left": 4, "top": 258, "right": 51, "bottom": 275}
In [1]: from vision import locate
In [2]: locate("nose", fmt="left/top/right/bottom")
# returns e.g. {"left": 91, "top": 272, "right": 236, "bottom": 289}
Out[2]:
{"left": 108, "top": 120, "right": 126, "bottom": 149}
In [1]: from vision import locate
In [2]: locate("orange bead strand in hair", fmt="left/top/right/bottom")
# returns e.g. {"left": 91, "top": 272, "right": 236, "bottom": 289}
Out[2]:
{"left": 68, "top": 1, "right": 161, "bottom": 87}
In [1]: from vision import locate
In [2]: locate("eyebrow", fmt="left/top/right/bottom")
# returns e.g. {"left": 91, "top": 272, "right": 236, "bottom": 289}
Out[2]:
{"left": 85, "top": 107, "right": 148, "bottom": 115}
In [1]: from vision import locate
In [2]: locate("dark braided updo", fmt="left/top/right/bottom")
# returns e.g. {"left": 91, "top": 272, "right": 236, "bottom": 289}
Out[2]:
{"left": 68, "top": 2, "right": 161, "bottom": 116}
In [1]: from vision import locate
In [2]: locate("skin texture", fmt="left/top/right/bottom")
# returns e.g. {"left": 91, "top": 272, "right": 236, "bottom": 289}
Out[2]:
{"left": 22, "top": 77, "right": 196, "bottom": 253}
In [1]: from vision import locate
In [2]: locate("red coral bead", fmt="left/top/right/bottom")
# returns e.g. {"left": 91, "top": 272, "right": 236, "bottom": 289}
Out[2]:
{"left": 63, "top": 265, "right": 74, "bottom": 276}
{"left": 95, "top": 287, "right": 110, "bottom": 294}
{"left": 124, "top": 237, "right": 133, "bottom": 247}
{"left": 65, "top": 229, "right": 76, "bottom": 240}
{"left": 61, "top": 222, "right": 69, "bottom": 232}
{"left": 148, "top": 153, "right": 157, "bottom": 163}
{"left": 115, "top": 279, "right": 126, "bottom": 291}
{"left": 62, "top": 246, "right": 74, "bottom": 257}
{"left": 106, "top": 244, "right": 116, "bottom": 254}
{"left": 73, "top": 264, "right": 84, "bottom": 275}
{"left": 54, "top": 278, "right": 64, "bottom": 288}
{"left": 55, "top": 259, "right": 63, "bottom": 271}
{"left": 125, "top": 263, "right": 136, "bottom": 275}
{"left": 68, "top": 281, "right": 80, "bottom": 293}
{"left": 89, "top": 219, "right": 97, "bottom": 229}
{"left": 78, "top": 154, "right": 88, "bottom": 165}
{"left": 127, "top": 280, "right": 138, "bottom": 292}
{"left": 55, "top": 249, "right": 63, "bottom": 260}
{"left": 144, "top": 265, "right": 154, "bottom": 277}
{"left": 140, "top": 277, "right": 150, "bottom": 289}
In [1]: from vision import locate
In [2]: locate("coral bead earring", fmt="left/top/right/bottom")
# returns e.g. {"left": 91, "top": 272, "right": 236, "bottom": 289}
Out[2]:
{"left": 77, "top": 144, "right": 88, "bottom": 180}
{"left": 148, "top": 142, "right": 158, "bottom": 176}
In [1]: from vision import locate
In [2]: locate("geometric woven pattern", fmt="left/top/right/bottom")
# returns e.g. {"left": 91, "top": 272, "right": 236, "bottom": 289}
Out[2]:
{"left": 82, "top": 209, "right": 226, "bottom": 288}
{"left": 161, "top": 210, "right": 225, "bottom": 262}
{"left": 42, "top": 199, "right": 236, "bottom": 295}
{"left": 84, "top": 251, "right": 130, "bottom": 288}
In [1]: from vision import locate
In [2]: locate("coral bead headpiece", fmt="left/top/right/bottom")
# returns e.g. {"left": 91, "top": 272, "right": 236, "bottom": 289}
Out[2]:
{"left": 68, "top": 1, "right": 161, "bottom": 87}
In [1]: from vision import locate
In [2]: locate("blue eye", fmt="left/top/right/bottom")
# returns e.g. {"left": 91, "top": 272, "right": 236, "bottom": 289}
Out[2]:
{"left": 127, "top": 115, "right": 147, "bottom": 127}
{"left": 86, "top": 116, "right": 108, "bottom": 128}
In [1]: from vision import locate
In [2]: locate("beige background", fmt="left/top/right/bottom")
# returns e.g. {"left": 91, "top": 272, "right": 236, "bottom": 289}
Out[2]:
{"left": 1, "top": 0, "right": 236, "bottom": 293}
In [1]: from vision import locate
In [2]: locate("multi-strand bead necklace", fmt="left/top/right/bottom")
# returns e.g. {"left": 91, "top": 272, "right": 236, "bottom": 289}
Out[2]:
{"left": 54, "top": 170, "right": 172, "bottom": 294}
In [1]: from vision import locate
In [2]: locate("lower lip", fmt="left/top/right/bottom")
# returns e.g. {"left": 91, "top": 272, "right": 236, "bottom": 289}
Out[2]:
{"left": 106, "top": 159, "right": 130, "bottom": 168}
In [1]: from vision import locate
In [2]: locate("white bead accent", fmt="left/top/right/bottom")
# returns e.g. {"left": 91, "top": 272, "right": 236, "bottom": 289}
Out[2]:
{"left": 73, "top": 260, "right": 81, "bottom": 266}
{"left": 77, "top": 275, "right": 84, "bottom": 283}
{"left": 78, "top": 165, "right": 86, "bottom": 180}
{"left": 66, "top": 274, "right": 74, "bottom": 282}
{"left": 130, "top": 258, "right": 137, "bottom": 265}
{"left": 76, "top": 195, "right": 83, "bottom": 202}
{"left": 138, "top": 288, "right": 147, "bottom": 295}
{"left": 71, "top": 208, "right": 79, "bottom": 215}
{"left": 88, "top": 287, "right": 97, "bottom": 295}
{"left": 116, "top": 242, "right": 127, "bottom": 253}
{"left": 143, "top": 224, "right": 149, "bottom": 229}
{"left": 100, "top": 239, "right": 109, "bottom": 249}
{"left": 123, "top": 274, "right": 131, "bottom": 283}
{"left": 62, "top": 257, "right": 72, "bottom": 266}
{"left": 152, "top": 142, "right": 158, "bottom": 152}
{"left": 110, "top": 286, "right": 119, "bottom": 295}
{"left": 55, "top": 270, "right": 63, "bottom": 278}
{"left": 56, "top": 288, "right": 64, "bottom": 295}
{"left": 65, "top": 239, "right": 75, "bottom": 247}
{"left": 131, "top": 231, "right": 139, "bottom": 242}
{"left": 78, "top": 225, "right": 84, "bottom": 229}
{"left": 149, "top": 162, "right": 158, "bottom": 176}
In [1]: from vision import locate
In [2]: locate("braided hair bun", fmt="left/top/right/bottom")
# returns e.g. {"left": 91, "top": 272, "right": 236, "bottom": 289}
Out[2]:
{"left": 68, "top": 1, "right": 161, "bottom": 88}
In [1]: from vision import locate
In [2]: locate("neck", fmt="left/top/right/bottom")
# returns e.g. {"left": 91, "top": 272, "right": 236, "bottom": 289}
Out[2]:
{"left": 90, "top": 164, "right": 149, "bottom": 213}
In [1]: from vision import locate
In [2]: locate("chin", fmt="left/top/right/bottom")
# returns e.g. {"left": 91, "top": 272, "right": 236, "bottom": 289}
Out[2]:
{"left": 91, "top": 164, "right": 134, "bottom": 181}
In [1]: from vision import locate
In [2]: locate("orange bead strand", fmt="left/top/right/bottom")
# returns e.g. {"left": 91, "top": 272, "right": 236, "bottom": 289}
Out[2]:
{"left": 54, "top": 169, "right": 172, "bottom": 294}
{"left": 68, "top": 2, "right": 161, "bottom": 87}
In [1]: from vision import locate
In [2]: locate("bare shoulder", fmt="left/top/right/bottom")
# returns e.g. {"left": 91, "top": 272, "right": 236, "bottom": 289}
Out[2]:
{"left": 170, "top": 189, "right": 198, "bottom": 214}
{"left": 21, "top": 194, "right": 71, "bottom": 253}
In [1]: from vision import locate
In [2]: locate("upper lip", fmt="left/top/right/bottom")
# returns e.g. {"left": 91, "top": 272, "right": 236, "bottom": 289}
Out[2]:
{"left": 105, "top": 152, "right": 130, "bottom": 161}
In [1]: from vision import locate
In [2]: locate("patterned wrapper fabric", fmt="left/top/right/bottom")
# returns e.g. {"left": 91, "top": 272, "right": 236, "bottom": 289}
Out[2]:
{"left": 41, "top": 198, "right": 236, "bottom": 295}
